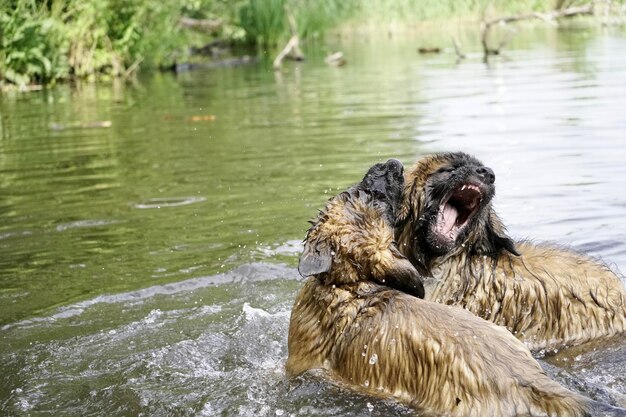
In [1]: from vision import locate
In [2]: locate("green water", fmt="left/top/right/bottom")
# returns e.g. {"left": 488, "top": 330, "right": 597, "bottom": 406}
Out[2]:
{"left": 0, "top": 57, "right": 424, "bottom": 324}
{"left": 3, "top": 26, "right": 620, "bottom": 325}
{"left": 1, "top": 26, "right": 626, "bottom": 416}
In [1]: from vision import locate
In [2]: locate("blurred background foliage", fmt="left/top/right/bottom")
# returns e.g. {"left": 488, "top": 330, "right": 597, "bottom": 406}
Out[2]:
{"left": 0, "top": 0, "right": 612, "bottom": 88}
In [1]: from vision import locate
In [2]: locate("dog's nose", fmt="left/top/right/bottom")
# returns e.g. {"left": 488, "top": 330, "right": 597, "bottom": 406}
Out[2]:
{"left": 476, "top": 166, "right": 495, "bottom": 184}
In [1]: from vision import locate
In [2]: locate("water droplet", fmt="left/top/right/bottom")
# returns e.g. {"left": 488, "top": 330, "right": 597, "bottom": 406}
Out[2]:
{"left": 369, "top": 353, "right": 378, "bottom": 365}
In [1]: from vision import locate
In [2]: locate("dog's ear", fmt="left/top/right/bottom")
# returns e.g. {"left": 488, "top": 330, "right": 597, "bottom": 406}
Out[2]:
{"left": 298, "top": 240, "right": 333, "bottom": 278}
{"left": 483, "top": 211, "right": 520, "bottom": 256}
{"left": 373, "top": 247, "right": 425, "bottom": 299}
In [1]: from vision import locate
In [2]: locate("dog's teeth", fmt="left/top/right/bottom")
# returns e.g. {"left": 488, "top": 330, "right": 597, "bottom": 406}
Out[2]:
{"left": 461, "top": 185, "right": 466, "bottom": 190}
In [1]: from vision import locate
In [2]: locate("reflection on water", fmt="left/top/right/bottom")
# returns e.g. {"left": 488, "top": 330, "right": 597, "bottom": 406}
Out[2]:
{"left": 1, "top": 26, "right": 626, "bottom": 416}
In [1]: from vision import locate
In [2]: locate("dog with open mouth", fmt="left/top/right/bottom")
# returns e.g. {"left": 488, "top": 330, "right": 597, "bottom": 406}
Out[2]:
{"left": 286, "top": 159, "right": 621, "bottom": 417}
{"left": 395, "top": 151, "right": 626, "bottom": 351}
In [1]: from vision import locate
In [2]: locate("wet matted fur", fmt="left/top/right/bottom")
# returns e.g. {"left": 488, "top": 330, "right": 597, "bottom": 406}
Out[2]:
{"left": 286, "top": 159, "right": 607, "bottom": 417}
{"left": 396, "top": 152, "right": 626, "bottom": 351}
{"left": 295, "top": 159, "right": 425, "bottom": 299}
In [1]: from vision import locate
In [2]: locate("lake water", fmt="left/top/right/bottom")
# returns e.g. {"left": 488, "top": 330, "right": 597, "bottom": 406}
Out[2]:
{"left": 1, "top": 25, "right": 626, "bottom": 416}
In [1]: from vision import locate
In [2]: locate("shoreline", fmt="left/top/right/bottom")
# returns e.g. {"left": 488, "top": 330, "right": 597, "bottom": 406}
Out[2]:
{"left": 2, "top": 11, "right": 623, "bottom": 94}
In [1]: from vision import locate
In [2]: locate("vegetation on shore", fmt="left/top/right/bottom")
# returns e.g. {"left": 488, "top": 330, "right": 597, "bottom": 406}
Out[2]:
{"left": 0, "top": 0, "right": 620, "bottom": 89}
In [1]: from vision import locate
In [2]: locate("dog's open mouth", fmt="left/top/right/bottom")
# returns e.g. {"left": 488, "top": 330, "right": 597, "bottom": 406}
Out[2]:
{"left": 433, "top": 183, "right": 482, "bottom": 243}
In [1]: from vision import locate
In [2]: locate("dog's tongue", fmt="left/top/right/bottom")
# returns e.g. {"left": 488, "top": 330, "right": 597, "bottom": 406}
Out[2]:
{"left": 440, "top": 203, "right": 458, "bottom": 234}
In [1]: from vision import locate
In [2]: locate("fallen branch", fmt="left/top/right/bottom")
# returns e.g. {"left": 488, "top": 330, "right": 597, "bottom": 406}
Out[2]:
{"left": 273, "top": 36, "right": 304, "bottom": 69}
{"left": 123, "top": 57, "right": 143, "bottom": 79}
{"left": 178, "top": 17, "right": 222, "bottom": 34}
{"left": 324, "top": 51, "right": 346, "bottom": 67}
{"left": 481, "top": 4, "right": 593, "bottom": 57}
{"left": 272, "top": 6, "right": 304, "bottom": 70}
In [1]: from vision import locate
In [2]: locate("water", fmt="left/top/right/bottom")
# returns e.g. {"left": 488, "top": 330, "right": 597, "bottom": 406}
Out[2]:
{"left": 2, "top": 25, "right": 626, "bottom": 415}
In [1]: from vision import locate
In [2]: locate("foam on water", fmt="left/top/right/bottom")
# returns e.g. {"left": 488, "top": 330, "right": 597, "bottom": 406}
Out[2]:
{"left": 1, "top": 263, "right": 296, "bottom": 416}
{"left": 2, "top": 262, "right": 625, "bottom": 416}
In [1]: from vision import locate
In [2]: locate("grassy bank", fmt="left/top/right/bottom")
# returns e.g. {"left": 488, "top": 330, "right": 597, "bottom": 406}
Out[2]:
{"left": 0, "top": 0, "right": 616, "bottom": 89}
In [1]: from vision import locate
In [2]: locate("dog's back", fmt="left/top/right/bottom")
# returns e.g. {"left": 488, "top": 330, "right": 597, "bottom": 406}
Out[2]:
{"left": 288, "top": 278, "right": 589, "bottom": 417}
{"left": 395, "top": 152, "right": 626, "bottom": 350}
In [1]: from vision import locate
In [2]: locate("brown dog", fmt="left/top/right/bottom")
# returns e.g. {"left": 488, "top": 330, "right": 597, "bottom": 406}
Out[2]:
{"left": 395, "top": 152, "right": 626, "bottom": 351}
{"left": 287, "top": 159, "right": 606, "bottom": 417}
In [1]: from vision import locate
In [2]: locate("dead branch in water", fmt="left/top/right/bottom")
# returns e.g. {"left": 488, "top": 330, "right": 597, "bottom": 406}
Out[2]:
{"left": 480, "top": 4, "right": 594, "bottom": 58}
{"left": 452, "top": 37, "right": 466, "bottom": 60}
{"left": 273, "top": 6, "right": 305, "bottom": 70}
{"left": 273, "top": 35, "right": 304, "bottom": 69}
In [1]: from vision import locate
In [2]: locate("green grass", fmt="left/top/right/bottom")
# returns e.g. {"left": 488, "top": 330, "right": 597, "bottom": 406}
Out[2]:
{"left": 335, "top": 0, "right": 598, "bottom": 27}
{"left": 238, "top": 0, "right": 353, "bottom": 45}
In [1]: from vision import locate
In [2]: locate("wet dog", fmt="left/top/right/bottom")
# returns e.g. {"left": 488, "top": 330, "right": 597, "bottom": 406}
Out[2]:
{"left": 396, "top": 152, "right": 626, "bottom": 351}
{"left": 294, "top": 159, "right": 425, "bottom": 300}
{"left": 286, "top": 159, "right": 609, "bottom": 416}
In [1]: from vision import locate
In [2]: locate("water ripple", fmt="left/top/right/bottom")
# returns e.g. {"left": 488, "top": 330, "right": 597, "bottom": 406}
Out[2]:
{"left": 133, "top": 196, "right": 207, "bottom": 209}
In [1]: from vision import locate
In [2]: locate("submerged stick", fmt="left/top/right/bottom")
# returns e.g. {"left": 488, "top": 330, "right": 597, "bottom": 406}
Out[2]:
{"left": 452, "top": 37, "right": 466, "bottom": 60}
